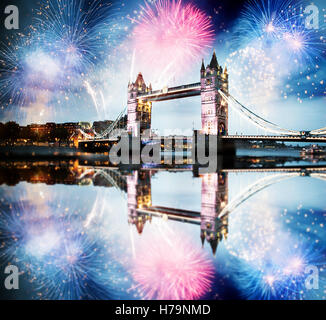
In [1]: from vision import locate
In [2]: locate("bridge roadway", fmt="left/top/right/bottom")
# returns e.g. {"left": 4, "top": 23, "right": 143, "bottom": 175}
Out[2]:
{"left": 80, "top": 134, "right": 326, "bottom": 144}
{"left": 136, "top": 206, "right": 202, "bottom": 225}
{"left": 221, "top": 135, "right": 326, "bottom": 143}
{"left": 78, "top": 78, "right": 326, "bottom": 141}
{"left": 80, "top": 165, "right": 326, "bottom": 174}
{"left": 137, "top": 82, "right": 201, "bottom": 102}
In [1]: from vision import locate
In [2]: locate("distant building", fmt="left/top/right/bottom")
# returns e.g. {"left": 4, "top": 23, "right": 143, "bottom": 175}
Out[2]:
{"left": 79, "top": 122, "right": 92, "bottom": 130}
{"left": 93, "top": 120, "right": 114, "bottom": 134}
{"left": 117, "top": 114, "right": 128, "bottom": 129}
{"left": 27, "top": 123, "right": 53, "bottom": 135}
{"left": 57, "top": 122, "right": 81, "bottom": 134}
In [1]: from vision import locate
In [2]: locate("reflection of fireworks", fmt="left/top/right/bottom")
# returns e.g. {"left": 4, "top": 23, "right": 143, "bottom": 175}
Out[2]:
{"left": 225, "top": 203, "right": 277, "bottom": 265}
{"left": 226, "top": 199, "right": 326, "bottom": 300}
{"left": 0, "top": 186, "right": 129, "bottom": 300}
{"left": 131, "top": 231, "right": 214, "bottom": 300}
{"left": 25, "top": 222, "right": 119, "bottom": 300}
{"left": 131, "top": 0, "right": 215, "bottom": 85}
{"left": 231, "top": 243, "right": 326, "bottom": 300}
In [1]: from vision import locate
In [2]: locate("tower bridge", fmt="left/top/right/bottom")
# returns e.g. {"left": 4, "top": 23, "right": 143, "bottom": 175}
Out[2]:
{"left": 127, "top": 51, "right": 228, "bottom": 137}
{"left": 79, "top": 51, "right": 326, "bottom": 147}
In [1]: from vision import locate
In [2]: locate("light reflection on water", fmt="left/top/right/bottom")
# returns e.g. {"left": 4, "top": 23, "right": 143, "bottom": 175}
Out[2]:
{"left": 0, "top": 164, "right": 325, "bottom": 300}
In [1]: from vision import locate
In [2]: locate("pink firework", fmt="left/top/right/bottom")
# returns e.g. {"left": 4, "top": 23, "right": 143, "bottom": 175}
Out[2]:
{"left": 132, "top": 232, "right": 214, "bottom": 300}
{"left": 132, "top": 0, "right": 215, "bottom": 84}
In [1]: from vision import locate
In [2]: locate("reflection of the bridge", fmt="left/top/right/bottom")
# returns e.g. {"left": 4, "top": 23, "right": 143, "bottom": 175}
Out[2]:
{"left": 78, "top": 165, "right": 326, "bottom": 254}
{"left": 1, "top": 161, "right": 325, "bottom": 254}
{"left": 126, "top": 170, "right": 229, "bottom": 254}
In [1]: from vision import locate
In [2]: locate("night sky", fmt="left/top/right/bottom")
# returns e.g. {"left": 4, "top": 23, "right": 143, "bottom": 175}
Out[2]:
{"left": 0, "top": 0, "right": 325, "bottom": 134}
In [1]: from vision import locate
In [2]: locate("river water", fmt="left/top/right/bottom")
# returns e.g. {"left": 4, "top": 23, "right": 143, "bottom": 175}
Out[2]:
{"left": 0, "top": 157, "right": 325, "bottom": 300}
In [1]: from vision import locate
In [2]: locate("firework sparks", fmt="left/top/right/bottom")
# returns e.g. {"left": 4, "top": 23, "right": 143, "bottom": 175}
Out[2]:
{"left": 34, "top": 0, "right": 114, "bottom": 75}
{"left": 131, "top": 230, "right": 214, "bottom": 300}
{"left": 0, "top": 185, "right": 130, "bottom": 300}
{"left": 235, "top": 0, "right": 297, "bottom": 42}
{"left": 231, "top": 243, "right": 326, "bottom": 300}
{"left": 131, "top": 0, "right": 215, "bottom": 86}
{"left": 0, "top": 0, "right": 125, "bottom": 121}
{"left": 234, "top": 0, "right": 326, "bottom": 65}
{"left": 225, "top": 46, "right": 278, "bottom": 128}
{"left": 225, "top": 202, "right": 277, "bottom": 265}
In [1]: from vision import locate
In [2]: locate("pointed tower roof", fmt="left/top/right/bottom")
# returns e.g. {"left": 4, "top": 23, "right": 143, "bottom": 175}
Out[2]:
{"left": 135, "top": 72, "right": 146, "bottom": 86}
{"left": 210, "top": 238, "right": 218, "bottom": 256}
{"left": 224, "top": 65, "right": 228, "bottom": 74}
{"left": 200, "top": 232, "right": 205, "bottom": 247}
{"left": 209, "top": 51, "right": 219, "bottom": 69}
{"left": 136, "top": 221, "right": 145, "bottom": 234}
{"left": 201, "top": 59, "right": 205, "bottom": 72}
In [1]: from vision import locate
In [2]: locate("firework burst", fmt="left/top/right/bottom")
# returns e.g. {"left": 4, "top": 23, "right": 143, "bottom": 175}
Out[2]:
{"left": 131, "top": 229, "right": 214, "bottom": 300}
{"left": 235, "top": 0, "right": 298, "bottom": 43}
{"left": 0, "top": 185, "right": 129, "bottom": 300}
{"left": 233, "top": 0, "right": 326, "bottom": 66}
{"left": 0, "top": 0, "right": 125, "bottom": 114}
{"left": 34, "top": 0, "right": 115, "bottom": 75}
{"left": 231, "top": 242, "right": 326, "bottom": 300}
{"left": 131, "top": 0, "right": 215, "bottom": 86}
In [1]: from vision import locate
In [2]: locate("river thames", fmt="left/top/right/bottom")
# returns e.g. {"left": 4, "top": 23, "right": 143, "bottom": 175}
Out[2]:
{"left": 0, "top": 154, "right": 325, "bottom": 300}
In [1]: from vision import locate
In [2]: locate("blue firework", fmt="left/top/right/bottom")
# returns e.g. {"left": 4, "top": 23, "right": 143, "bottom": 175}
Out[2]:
{"left": 233, "top": 0, "right": 326, "bottom": 65}
{"left": 0, "top": 192, "right": 130, "bottom": 300}
{"left": 0, "top": 0, "right": 127, "bottom": 108}
{"left": 229, "top": 237, "right": 326, "bottom": 300}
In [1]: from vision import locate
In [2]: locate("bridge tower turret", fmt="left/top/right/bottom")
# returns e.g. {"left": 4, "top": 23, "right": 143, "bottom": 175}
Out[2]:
{"left": 127, "top": 73, "right": 153, "bottom": 137}
{"left": 127, "top": 170, "right": 152, "bottom": 234}
{"left": 200, "top": 172, "right": 229, "bottom": 255}
{"left": 201, "top": 51, "right": 228, "bottom": 135}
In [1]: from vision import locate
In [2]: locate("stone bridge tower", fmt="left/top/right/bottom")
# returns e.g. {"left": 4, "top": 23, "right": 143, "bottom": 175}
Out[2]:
{"left": 200, "top": 172, "right": 229, "bottom": 255}
{"left": 127, "top": 73, "right": 153, "bottom": 137}
{"left": 201, "top": 51, "right": 229, "bottom": 135}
